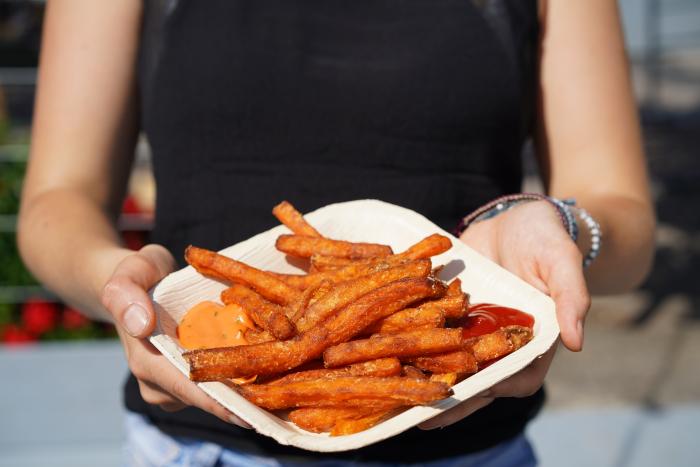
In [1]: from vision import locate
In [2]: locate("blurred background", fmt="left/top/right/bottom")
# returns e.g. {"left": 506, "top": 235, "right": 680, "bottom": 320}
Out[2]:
{"left": 0, "top": 1, "right": 698, "bottom": 466}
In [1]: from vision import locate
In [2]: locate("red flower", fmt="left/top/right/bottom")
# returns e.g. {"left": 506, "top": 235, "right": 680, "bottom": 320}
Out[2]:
{"left": 122, "top": 196, "right": 141, "bottom": 214}
{"left": 1, "top": 324, "right": 37, "bottom": 345}
{"left": 122, "top": 231, "right": 145, "bottom": 251}
{"left": 62, "top": 307, "right": 90, "bottom": 330}
{"left": 21, "top": 298, "right": 59, "bottom": 335}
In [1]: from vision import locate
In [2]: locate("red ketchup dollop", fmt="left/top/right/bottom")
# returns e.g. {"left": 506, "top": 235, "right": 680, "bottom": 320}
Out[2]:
{"left": 457, "top": 303, "right": 534, "bottom": 340}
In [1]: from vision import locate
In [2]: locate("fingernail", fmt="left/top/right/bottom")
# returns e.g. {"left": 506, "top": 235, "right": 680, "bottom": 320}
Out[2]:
{"left": 123, "top": 303, "right": 149, "bottom": 336}
{"left": 478, "top": 390, "right": 493, "bottom": 398}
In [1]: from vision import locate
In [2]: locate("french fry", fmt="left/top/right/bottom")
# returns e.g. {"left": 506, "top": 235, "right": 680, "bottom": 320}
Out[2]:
{"left": 276, "top": 235, "right": 393, "bottom": 259}
{"left": 295, "top": 260, "right": 433, "bottom": 332}
{"left": 185, "top": 246, "right": 300, "bottom": 305}
{"left": 425, "top": 279, "right": 469, "bottom": 320}
{"left": 409, "top": 350, "right": 478, "bottom": 374}
{"left": 262, "top": 272, "right": 309, "bottom": 290}
{"left": 272, "top": 201, "right": 321, "bottom": 237}
{"left": 330, "top": 408, "right": 404, "bottom": 436}
{"left": 186, "top": 338, "right": 309, "bottom": 381}
{"left": 185, "top": 278, "right": 443, "bottom": 380}
{"left": 308, "top": 280, "right": 333, "bottom": 306}
{"left": 309, "top": 255, "right": 356, "bottom": 271}
{"left": 267, "top": 259, "right": 397, "bottom": 291}
{"left": 289, "top": 406, "right": 395, "bottom": 433}
{"left": 364, "top": 305, "right": 445, "bottom": 335}
{"left": 447, "top": 278, "right": 462, "bottom": 295}
{"left": 267, "top": 358, "right": 401, "bottom": 385}
{"left": 306, "top": 259, "right": 404, "bottom": 288}
{"left": 429, "top": 373, "right": 458, "bottom": 386}
{"left": 409, "top": 326, "right": 532, "bottom": 373}
{"left": 310, "top": 277, "right": 445, "bottom": 347}
{"left": 221, "top": 284, "right": 296, "bottom": 340}
{"left": 309, "top": 234, "right": 452, "bottom": 272}
{"left": 398, "top": 234, "right": 452, "bottom": 260}
{"left": 323, "top": 328, "right": 464, "bottom": 368}
{"left": 466, "top": 325, "right": 533, "bottom": 363}
{"left": 356, "top": 279, "right": 468, "bottom": 334}
{"left": 244, "top": 328, "right": 275, "bottom": 344}
{"left": 402, "top": 365, "right": 428, "bottom": 380}
{"left": 236, "top": 376, "right": 452, "bottom": 410}
{"left": 287, "top": 280, "right": 331, "bottom": 322}
{"left": 271, "top": 247, "right": 442, "bottom": 292}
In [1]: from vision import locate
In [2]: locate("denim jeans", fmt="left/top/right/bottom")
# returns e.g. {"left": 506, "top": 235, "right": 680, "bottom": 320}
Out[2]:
{"left": 123, "top": 412, "right": 537, "bottom": 467}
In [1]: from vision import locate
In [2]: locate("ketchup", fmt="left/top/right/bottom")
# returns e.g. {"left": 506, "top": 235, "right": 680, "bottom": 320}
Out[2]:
{"left": 458, "top": 303, "right": 534, "bottom": 339}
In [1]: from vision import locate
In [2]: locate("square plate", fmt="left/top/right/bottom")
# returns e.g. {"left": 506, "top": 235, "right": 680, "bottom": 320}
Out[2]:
{"left": 149, "top": 199, "right": 559, "bottom": 452}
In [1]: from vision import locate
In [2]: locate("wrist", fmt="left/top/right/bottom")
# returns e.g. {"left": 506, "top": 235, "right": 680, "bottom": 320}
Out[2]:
{"left": 457, "top": 193, "right": 575, "bottom": 240}
{"left": 457, "top": 193, "right": 602, "bottom": 268}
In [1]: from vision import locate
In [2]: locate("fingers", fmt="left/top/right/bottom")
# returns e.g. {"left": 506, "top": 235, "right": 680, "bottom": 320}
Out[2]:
{"left": 101, "top": 245, "right": 175, "bottom": 338}
{"left": 417, "top": 344, "right": 557, "bottom": 430}
{"left": 105, "top": 246, "right": 250, "bottom": 428}
{"left": 487, "top": 344, "right": 557, "bottom": 398}
{"left": 543, "top": 243, "right": 591, "bottom": 352}
{"left": 130, "top": 339, "right": 251, "bottom": 429}
{"left": 156, "top": 361, "right": 251, "bottom": 429}
{"left": 137, "top": 380, "right": 186, "bottom": 411}
{"left": 139, "top": 244, "right": 178, "bottom": 279}
{"left": 417, "top": 396, "right": 494, "bottom": 430}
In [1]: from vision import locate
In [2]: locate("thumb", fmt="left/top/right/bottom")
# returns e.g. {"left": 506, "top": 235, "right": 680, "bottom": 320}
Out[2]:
{"left": 542, "top": 244, "right": 591, "bottom": 352}
{"left": 101, "top": 245, "right": 176, "bottom": 338}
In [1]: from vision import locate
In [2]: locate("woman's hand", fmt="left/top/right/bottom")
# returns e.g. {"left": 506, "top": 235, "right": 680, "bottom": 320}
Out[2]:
{"left": 418, "top": 200, "right": 590, "bottom": 429}
{"left": 101, "top": 244, "right": 250, "bottom": 428}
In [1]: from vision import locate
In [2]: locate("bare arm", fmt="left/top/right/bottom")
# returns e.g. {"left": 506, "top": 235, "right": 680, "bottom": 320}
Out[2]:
{"left": 18, "top": 0, "right": 141, "bottom": 320}
{"left": 424, "top": 0, "right": 656, "bottom": 429}
{"left": 537, "top": 0, "right": 656, "bottom": 293}
{"left": 17, "top": 0, "right": 245, "bottom": 425}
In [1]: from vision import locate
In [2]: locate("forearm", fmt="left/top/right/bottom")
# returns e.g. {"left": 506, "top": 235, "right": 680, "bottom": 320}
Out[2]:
{"left": 570, "top": 193, "right": 655, "bottom": 294}
{"left": 17, "top": 188, "right": 133, "bottom": 321}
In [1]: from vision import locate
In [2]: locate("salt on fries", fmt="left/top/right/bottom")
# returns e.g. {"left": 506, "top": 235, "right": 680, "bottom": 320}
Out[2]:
{"left": 182, "top": 201, "right": 533, "bottom": 435}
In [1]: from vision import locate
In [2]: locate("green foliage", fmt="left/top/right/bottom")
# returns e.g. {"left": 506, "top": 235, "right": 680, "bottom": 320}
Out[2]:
{"left": 0, "top": 160, "right": 25, "bottom": 214}
{"left": 0, "top": 119, "right": 8, "bottom": 145}
{"left": 0, "top": 156, "right": 36, "bottom": 286}
{"left": 0, "top": 232, "right": 36, "bottom": 285}
{"left": 0, "top": 302, "right": 14, "bottom": 325}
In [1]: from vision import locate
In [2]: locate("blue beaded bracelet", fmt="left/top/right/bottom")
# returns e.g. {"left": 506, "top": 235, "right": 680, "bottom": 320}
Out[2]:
{"left": 455, "top": 193, "right": 602, "bottom": 268}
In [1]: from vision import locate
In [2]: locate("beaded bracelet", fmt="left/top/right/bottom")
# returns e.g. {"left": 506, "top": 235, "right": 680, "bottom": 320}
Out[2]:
{"left": 574, "top": 206, "right": 602, "bottom": 268}
{"left": 454, "top": 193, "right": 602, "bottom": 268}
{"left": 454, "top": 193, "right": 576, "bottom": 239}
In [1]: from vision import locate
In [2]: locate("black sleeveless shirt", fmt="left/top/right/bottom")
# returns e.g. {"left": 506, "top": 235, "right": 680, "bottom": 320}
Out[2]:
{"left": 129, "top": 0, "right": 542, "bottom": 462}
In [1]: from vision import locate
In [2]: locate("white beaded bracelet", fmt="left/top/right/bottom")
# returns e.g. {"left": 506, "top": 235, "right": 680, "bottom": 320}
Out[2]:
{"left": 574, "top": 206, "right": 602, "bottom": 268}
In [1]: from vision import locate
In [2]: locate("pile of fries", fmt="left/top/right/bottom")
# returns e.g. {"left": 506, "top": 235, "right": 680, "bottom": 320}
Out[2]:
{"left": 182, "top": 201, "right": 533, "bottom": 436}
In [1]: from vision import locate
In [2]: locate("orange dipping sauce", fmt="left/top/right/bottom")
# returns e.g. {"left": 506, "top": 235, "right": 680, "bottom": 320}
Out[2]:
{"left": 177, "top": 301, "right": 255, "bottom": 351}
{"left": 457, "top": 303, "right": 534, "bottom": 339}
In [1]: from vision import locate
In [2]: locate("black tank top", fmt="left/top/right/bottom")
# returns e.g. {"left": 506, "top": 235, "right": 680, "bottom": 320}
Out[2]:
{"left": 129, "top": 0, "right": 542, "bottom": 461}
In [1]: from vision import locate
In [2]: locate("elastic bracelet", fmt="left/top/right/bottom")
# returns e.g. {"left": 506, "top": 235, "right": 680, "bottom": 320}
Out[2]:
{"left": 547, "top": 197, "right": 579, "bottom": 242}
{"left": 454, "top": 193, "right": 576, "bottom": 240}
{"left": 455, "top": 193, "right": 602, "bottom": 268}
{"left": 574, "top": 206, "right": 602, "bottom": 268}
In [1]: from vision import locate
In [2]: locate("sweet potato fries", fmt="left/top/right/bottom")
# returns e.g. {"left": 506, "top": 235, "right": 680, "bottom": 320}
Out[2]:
{"left": 181, "top": 201, "right": 534, "bottom": 436}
